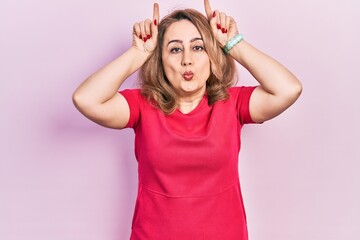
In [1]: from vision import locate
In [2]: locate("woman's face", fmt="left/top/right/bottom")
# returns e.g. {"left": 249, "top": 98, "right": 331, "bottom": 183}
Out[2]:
{"left": 162, "top": 20, "right": 211, "bottom": 98}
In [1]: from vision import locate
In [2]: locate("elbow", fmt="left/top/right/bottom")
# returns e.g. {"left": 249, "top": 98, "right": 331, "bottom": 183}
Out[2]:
{"left": 291, "top": 80, "right": 302, "bottom": 98}
{"left": 294, "top": 80, "right": 303, "bottom": 99}
{"left": 72, "top": 90, "right": 81, "bottom": 109}
{"left": 72, "top": 89, "right": 103, "bottom": 118}
{"left": 72, "top": 90, "right": 89, "bottom": 111}
{"left": 285, "top": 80, "right": 303, "bottom": 104}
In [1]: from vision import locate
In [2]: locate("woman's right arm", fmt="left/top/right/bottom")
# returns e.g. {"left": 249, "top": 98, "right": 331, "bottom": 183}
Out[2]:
{"left": 72, "top": 3, "right": 159, "bottom": 129}
{"left": 72, "top": 48, "right": 149, "bottom": 129}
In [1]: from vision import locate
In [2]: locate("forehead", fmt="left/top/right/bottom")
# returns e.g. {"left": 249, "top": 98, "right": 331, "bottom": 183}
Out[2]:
{"left": 164, "top": 19, "right": 201, "bottom": 42}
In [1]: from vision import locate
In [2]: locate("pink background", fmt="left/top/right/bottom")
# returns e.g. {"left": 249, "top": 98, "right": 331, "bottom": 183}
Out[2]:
{"left": 1, "top": 0, "right": 359, "bottom": 239}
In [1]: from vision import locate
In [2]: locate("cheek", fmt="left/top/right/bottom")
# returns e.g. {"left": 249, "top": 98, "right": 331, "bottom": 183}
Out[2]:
{"left": 198, "top": 55, "right": 211, "bottom": 77}
{"left": 162, "top": 56, "right": 180, "bottom": 76}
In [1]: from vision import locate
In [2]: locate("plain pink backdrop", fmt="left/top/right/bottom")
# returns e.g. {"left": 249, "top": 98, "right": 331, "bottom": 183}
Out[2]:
{"left": 1, "top": 0, "right": 359, "bottom": 239}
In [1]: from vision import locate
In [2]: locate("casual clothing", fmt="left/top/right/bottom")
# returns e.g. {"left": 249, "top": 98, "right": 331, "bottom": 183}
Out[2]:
{"left": 120, "top": 86, "right": 257, "bottom": 240}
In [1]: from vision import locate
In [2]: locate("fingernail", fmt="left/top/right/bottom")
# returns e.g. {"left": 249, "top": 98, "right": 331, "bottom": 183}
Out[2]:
{"left": 154, "top": 19, "right": 157, "bottom": 26}
{"left": 225, "top": 29, "right": 228, "bottom": 33}
{"left": 217, "top": 24, "right": 221, "bottom": 29}
{"left": 222, "top": 28, "right": 226, "bottom": 33}
{"left": 147, "top": 34, "right": 151, "bottom": 39}
{"left": 213, "top": 11, "right": 216, "bottom": 18}
{"left": 143, "top": 37, "right": 147, "bottom": 42}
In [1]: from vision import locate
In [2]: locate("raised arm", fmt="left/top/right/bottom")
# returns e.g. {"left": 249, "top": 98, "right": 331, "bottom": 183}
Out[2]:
{"left": 72, "top": 3, "right": 160, "bottom": 129}
{"left": 227, "top": 41, "right": 302, "bottom": 123}
{"left": 204, "top": 0, "right": 302, "bottom": 123}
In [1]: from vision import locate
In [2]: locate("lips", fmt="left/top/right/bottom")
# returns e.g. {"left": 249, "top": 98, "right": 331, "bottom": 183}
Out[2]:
{"left": 183, "top": 71, "right": 194, "bottom": 81}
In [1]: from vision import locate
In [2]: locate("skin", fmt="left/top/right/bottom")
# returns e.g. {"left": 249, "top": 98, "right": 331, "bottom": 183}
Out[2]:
{"left": 162, "top": 20, "right": 211, "bottom": 113}
{"left": 72, "top": 0, "right": 302, "bottom": 129}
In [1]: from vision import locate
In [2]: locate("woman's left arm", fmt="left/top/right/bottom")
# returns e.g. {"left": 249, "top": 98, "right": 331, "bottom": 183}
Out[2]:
{"left": 204, "top": 0, "right": 302, "bottom": 123}
{"left": 229, "top": 40, "right": 302, "bottom": 123}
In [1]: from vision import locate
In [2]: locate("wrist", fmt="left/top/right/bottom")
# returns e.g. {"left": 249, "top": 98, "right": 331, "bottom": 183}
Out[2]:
{"left": 223, "top": 33, "right": 244, "bottom": 55}
{"left": 121, "top": 47, "right": 151, "bottom": 73}
{"left": 130, "top": 46, "right": 151, "bottom": 59}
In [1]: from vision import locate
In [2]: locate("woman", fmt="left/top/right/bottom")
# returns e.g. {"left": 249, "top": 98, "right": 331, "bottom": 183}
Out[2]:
{"left": 73, "top": 0, "right": 302, "bottom": 239}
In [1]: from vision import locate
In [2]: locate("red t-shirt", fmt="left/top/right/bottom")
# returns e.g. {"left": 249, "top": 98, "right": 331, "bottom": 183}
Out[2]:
{"left": 120, "top": 86, "right": 257, "bottom": 240}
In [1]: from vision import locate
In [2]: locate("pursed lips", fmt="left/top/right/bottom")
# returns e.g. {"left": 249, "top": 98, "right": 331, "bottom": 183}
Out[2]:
{"left": 183, "top": 70, "right": 194, "bottom": 81}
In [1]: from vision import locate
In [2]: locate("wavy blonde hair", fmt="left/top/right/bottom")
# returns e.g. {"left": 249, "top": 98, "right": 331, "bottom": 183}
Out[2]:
{"left": 139, "top": 8, "right": 237, "bottom": 114}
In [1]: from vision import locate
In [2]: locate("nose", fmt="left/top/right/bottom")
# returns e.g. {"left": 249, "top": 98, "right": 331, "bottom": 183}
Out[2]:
{"left": 181, "top": 50, "right": 193, "bottom": 66}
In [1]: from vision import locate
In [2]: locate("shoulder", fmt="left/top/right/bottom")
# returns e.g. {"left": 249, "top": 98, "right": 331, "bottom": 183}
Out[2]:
{"left": 117, "top": 88, "right": 145, "bottom": 129}
{"left": 120, "top": 88, "right": 141, "bottom": 97}
{"left": 119, "top": 88, "right": 148, "bottom": 104}
{"left": 228, "top": 86, "right": 257, "bottom": 101}
{"left": 119, "top": 88, "right": 158, "bottom": 112}
{"left": 227, "top": 86, "right": 259, "bottom": 124}
{"left": 228, "top": 86, "right": 257, "bottom": 94}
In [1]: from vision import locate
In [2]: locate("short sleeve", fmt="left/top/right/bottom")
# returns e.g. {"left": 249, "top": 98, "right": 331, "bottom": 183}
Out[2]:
{"left": 229, "top": 86, "right": 258, "bottom": 125}
{"left": 118, "top": 89, "right": 142, "bottom": 129}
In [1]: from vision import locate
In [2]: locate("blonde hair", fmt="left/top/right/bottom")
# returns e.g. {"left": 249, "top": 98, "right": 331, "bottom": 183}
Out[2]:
{"left": 139, "top": 8, "right": 237, "bottom": 114}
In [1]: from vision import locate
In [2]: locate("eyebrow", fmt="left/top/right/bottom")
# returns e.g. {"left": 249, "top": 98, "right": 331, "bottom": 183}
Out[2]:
{"left": 167, "top": 37, "right": 203, "bottom": 46}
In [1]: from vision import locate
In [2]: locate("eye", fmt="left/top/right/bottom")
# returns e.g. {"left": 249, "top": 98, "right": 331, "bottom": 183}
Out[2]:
{"left": 193, "top": 45, "right": 204, "bottom": 51}
{"left": 170, "top": 47, "right": 182, "bottom": 53}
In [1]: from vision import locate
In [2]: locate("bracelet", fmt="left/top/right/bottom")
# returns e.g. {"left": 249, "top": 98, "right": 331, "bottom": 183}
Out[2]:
{"left": 223, "top": 33, "right": 244, "bottom": 54}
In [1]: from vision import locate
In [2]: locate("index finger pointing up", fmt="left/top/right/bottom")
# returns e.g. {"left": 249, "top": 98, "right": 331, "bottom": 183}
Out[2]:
{"left": 153, "top": 3, "right": 160, "bottom": 24}
{"left": 204, "top": 0, "right": 213, "bottom": 20}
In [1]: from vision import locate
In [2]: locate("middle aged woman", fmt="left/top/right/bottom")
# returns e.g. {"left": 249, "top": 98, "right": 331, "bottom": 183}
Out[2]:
{"left": 72, "top": 0, "right": 302, "bottom": 239}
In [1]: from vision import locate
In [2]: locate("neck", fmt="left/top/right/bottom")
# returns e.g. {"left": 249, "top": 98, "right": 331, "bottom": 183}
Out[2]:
{"left": 177, "top": 92, "right": 205, "bottom": 114}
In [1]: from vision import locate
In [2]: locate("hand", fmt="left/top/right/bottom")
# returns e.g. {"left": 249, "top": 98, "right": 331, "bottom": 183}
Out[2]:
{"left": 204, "top": 0, "right": 239, "bottom": 48}
{"left": 132, "top": 3, "right": 160, "bottom": 54}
